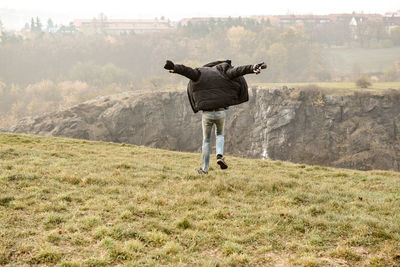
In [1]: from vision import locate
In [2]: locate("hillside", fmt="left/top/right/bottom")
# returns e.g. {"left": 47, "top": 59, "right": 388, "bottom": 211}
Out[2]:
{"left": 327, "top": 47, "right": 400, "bottom": 75}
{"left": 0, "top": 132, "right": 399, "bottom": 266}
{"left": 10, "top": 86, "right": 400, "bottom": 172}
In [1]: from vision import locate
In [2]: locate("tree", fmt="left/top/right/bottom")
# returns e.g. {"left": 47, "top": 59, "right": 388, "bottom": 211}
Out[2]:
{"left": 29, "top": 17, "right": 43, "bottom": 33}
{"left": 47, "top": 18, "right": 54, "bottom": 32}
{"left": 382, "top": 67, "right": 397, "bottom": 82}
{"left": 97, "top": 13, "right": 107, "bottom": 34}
{"left": 58, "top": 22, "right": 75, "bottom": 34}
{"left": 35, "top": 17, "right": 43, "bottom": 32}
{"left": 69, "top": 22, "right": 76, "bottom": 33}
{"left": 30, "top": 17, "right": 35, "bottom": 32}
{"left": 226, "top": 26, "right": 247, "bottom": 49}
{"left": 367, "top": 21, "right": 387, "bottom": 45}
{"left": 354, "top": 18, "right": 369, "bottom": 47}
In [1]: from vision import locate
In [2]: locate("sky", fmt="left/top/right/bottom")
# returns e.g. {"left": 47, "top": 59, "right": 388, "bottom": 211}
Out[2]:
{"left": 1, "top": 0, "right": 399, "bottom": 29}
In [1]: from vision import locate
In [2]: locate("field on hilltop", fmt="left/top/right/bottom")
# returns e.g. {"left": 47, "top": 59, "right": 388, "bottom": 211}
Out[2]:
{"left": 0, "top": 133, "right": 400, "bottom": 266}
{"left": 254, "top": 82, "right": 400, "bottom": 94}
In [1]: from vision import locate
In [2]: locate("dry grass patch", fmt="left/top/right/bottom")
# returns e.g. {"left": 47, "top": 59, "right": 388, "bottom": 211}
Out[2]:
{"left": 0, "top": 132, "right": 399, "bottom": 266}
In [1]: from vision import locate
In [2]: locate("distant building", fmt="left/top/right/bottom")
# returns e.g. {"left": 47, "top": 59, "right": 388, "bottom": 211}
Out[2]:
{"left": 179, "top": 17, "right": 253, "bottom": 26}
{"left": 330, "top": 13, "right": 382, "bottom": 23}
{"left": 274, "top": 13, "right": 382, "bottom": 27}
{"left": 276, "top": 15, "right": 332, "bottom": 26}
{"left": 326, "top": 13, "right": 382, "bottom": 40}
{"left": 73, "top": 19, "right": 174, "bottom": 34}
{"left": 383, "top": 10, "right": 400, "bottom": 33}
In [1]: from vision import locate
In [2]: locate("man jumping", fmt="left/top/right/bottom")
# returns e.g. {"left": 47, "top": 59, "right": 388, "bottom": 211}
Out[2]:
{"left": 164, "top": 59, "right": 266, "bottom": 174}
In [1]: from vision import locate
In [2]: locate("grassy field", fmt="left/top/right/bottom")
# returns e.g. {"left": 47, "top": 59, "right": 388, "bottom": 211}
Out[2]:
{"left": 254, "top": 82, "right": 400, "bottom": 94}
{"left": 0, "top": 133, "right": 400, "bottom": 266}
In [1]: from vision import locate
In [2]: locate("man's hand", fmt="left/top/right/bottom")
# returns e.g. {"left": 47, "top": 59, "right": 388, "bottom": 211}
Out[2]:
{"left": 253, "top": 62, "right": 267, "bottom": 74}
{"left": 164, "top": 60, "right": 175, "bottom": 73}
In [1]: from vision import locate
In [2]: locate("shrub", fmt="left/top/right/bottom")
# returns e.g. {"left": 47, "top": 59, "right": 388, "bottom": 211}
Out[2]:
{"left": 356, "top": 77, "right": 372, "bottom": 88}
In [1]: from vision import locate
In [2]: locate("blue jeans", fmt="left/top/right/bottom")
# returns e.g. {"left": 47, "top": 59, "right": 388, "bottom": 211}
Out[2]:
{"left": 201, "top": 110, "right": 226, "bottom": 172}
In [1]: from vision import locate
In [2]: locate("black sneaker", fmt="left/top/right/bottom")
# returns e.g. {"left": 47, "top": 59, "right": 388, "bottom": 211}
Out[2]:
{"left": 197, "top": 168, "right": 208, "bottom": 174}
{"left": 217, "top": 156, "right": 228, "bottom": 170}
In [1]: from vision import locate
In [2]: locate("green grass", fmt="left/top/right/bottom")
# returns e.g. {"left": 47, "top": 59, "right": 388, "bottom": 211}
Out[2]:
{"left": 0, "top": 133, "right": 400, "bottom": 266}
{"left": 255, "top": 82, "right": 400, "bottom": 94}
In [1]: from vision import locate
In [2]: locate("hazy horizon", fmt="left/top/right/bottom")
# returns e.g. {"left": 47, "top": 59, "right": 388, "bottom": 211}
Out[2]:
{"left": 1, "top": 0, "right": 399, "bottom": 30}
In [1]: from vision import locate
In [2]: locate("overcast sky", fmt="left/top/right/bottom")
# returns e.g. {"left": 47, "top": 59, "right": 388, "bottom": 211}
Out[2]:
{"left": 1, "top": 0, "right": 399, "bottom": 29}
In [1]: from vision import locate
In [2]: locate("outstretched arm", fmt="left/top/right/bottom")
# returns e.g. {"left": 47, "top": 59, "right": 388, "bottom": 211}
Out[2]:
{"left": 164, "top": 60, "right": 200, "bottom": 82}
{"left": 225, "top": 62, "right": 267, "bottom": 79}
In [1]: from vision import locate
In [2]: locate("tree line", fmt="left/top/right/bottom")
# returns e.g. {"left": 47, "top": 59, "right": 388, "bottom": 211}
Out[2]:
{"left": 0, "top": 18, "right": 400, "bottom": 129}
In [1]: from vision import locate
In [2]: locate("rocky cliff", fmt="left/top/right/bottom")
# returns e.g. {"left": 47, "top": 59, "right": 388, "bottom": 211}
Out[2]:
{"left": 10, "top": 87, "right": 400, "bottom": 171}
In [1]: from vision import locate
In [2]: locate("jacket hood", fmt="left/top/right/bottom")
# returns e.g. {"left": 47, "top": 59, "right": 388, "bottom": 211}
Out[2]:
{"left": 202, "top": 60, "right": 232, "bottom": 67}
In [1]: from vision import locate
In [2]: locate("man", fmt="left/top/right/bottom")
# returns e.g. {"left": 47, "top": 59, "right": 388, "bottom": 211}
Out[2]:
{"left": 164, "top": 59, "right": 266, "bottom": 174}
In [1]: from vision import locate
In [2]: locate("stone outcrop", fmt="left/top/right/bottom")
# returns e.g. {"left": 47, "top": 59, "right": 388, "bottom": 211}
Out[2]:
{"left": 10, "top": 87, "right": 400, "bottom": 171}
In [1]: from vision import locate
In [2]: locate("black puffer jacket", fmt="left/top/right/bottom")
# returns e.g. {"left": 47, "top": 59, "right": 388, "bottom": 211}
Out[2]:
{"left": 173, "top": 60, "right": 254, "bottom": 113}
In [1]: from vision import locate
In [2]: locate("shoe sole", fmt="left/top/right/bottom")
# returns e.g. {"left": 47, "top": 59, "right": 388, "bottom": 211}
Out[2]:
{"left": 217, "top": 160, "right": 228, "bottom": 169}
{"left": 197, "top": 169, "right": 208, "bottom": 174}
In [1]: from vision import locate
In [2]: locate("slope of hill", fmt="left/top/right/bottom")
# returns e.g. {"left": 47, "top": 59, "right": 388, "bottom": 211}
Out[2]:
{"left": 10, "top": 87, "right": 400, "bottom": 172}
{"left": 0, "top": 132, "right": 399, "bottom": 266}
{"left": 327, "top": 46, "right": 400, "bottom": 75}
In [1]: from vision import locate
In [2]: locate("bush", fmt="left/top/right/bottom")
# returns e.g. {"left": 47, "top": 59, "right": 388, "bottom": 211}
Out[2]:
{"left": 356, "top": 77, "right": 372, "bottom": 88}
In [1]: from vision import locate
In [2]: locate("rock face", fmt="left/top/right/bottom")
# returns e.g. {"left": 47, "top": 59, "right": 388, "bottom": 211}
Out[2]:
{"left": 10, "top": 87, "right": 400, "bottom": 171}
